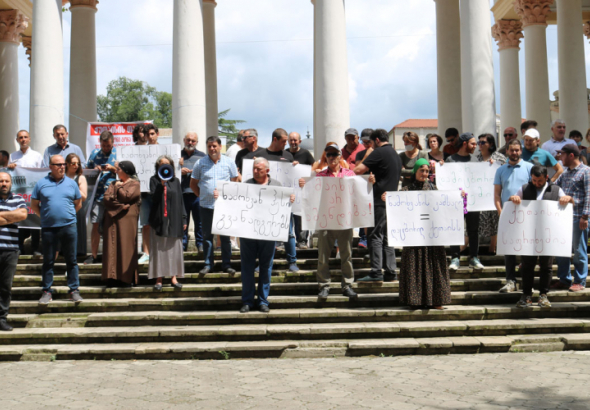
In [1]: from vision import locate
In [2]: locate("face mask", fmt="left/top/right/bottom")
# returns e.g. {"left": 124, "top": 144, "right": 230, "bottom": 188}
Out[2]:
{"left": 577, "top": 141, "right": 582, "bottom": 146}
{"left": 404, "top": 145, "right": 414, "bottom": 152}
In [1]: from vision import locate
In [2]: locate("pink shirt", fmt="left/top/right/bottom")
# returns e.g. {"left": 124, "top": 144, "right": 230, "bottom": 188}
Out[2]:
{"left": 342, "top": 144, "right": 365, "bottom": 166}
{"left": 316, "top": 167, "right": 356, "bottom": 178}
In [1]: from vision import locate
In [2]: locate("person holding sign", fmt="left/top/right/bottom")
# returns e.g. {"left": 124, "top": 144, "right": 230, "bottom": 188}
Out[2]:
{"left": 391, "top": 159, "right": 451, "bottom": 309}
{"left": 299, "top": 144, "right": 371, "bottom": 300}
{"left": 493, "top": 140, "right": 533, "bottom": 293}
{"left": 239, "top": 158, "right": 295, "bottom": 313}
{"left": 148, "top": 156, "right": 187, "bottom": 291}
{"left": 191, "top": 136, "right": 239, "bottom": 275}
{"left": 445, "top": 132, "right": 484, "bottom": 272}
{"left": 508, "top": 165, "right": 568, "bottom": 308}
{"left": 552, "top": 144, "right": 590, "bottom": 292}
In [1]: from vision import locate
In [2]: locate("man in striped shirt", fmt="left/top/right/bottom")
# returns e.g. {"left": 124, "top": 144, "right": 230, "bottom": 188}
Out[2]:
{"left": 0, "top": 172, "right": 28, "bottom": 331}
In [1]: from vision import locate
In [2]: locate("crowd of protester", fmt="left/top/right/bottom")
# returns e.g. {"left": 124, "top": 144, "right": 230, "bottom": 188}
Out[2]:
{"left": 0, "top": 118, "right": 588, "bottom": 332}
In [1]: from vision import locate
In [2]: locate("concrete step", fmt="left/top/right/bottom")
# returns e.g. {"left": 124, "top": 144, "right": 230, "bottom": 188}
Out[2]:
{"left": 8, "top": 288, "right": 590, "bottom": 315}
{"left": 8, "top": 302, "right": 590, "bottom": 329}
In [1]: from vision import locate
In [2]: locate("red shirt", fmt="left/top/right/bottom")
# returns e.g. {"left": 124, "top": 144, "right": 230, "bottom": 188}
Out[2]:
{"left": 342, "top": 144, "right": 365, "bottom": 166}
{"left": 316, "top": 167, "right": 356, "bottom": 178}
{"left": 443, "top": 144, "right": 459, "bottom": 156}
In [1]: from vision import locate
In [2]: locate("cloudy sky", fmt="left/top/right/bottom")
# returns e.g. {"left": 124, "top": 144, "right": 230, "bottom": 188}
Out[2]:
{"left": 16, "top": 0, "right": 590, "bottom": 147}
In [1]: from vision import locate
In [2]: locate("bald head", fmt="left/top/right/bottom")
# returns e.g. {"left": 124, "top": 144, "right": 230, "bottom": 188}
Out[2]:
{"left": 289, "top": 132, "right": 302, "bottom": 152}
{"left": 184, "top": 132, "right": 198, "bottom": 151}
{"left": 503, "top": 127, "right": 518, "bottom": 143}
{"left": 49, "top": 155, "right": 66, "bottom": 180}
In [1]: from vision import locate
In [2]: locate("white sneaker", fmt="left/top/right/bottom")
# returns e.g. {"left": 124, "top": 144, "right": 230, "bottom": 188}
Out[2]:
{"left": 138, "top": 254, "right": 150, "bottom": 264}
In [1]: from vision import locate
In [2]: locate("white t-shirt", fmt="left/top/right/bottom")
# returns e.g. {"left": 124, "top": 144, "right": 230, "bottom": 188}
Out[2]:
{"left": 515, "top": 182, "right": 565, "bottom": 200}
{"left": 225, "top": 143, "right": 241, "bottom": 161}
{"left": 9, "top": 148, "right": 44, "bottom": 168}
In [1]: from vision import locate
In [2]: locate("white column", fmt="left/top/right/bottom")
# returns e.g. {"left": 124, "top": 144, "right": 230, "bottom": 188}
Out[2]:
{"left": 203, "top": 0, "right": 219, "bottom": 138}
{"left": 30, "top": 0, "right": 64, "bottom": 152}
{"left": 434, "top": 0, "right": 462, "bottom": 135}
{"left": 312, "top": 0, "right": 350, "bottom": 154}
{"left": 459, "top": 0, "right": 497, "bottom": 136}
{"left": 557, "top": 0, "right": 588, "bottom": 134}
{"left": 492, "top": 20, "right": 523, "bottom": 133}
{"left": 0, "top": 10, "right": 28, "bottom": 152}
{"left": 515, "top": 0, "right": 553, "bottom": 143}
{"left": 69, "top": 0, "right": 98, "bottom": 150}
{"left": 173, "top": 0, "right": 207, "bottom": 151}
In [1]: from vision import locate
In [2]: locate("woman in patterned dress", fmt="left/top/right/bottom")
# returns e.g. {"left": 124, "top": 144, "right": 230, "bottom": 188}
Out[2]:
{"left": 390, "top": 158, "right": 451, "bottom": 309}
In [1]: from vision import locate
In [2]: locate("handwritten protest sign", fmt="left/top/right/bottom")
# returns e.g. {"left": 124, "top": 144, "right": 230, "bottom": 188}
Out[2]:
{"left": 301, "top": 175, "right": 374, "bottom": 230}
{"left": 385, "top": 191, "right": 465, "bottom": 247}
{"left": 211, "top": 182, "right": 294, "bottom": 242}
{"left": 86, "top": 121, "right": 152, "bottom": 157}
{"left": 242, "top": 159, "right": 312, "bottom": 214}
{"left": 118, "top": 144, "right": 181, "bottom": 192}
{"left": 497, "top": 200, "right": 573, "bottom": 257}
{"left": 435, "top": 162, "right": 500, "bottom": 212}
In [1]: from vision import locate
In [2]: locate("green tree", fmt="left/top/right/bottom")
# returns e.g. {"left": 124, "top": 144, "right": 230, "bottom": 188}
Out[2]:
{"left": 218, "top": 109, "right": 245, "bottom": 146}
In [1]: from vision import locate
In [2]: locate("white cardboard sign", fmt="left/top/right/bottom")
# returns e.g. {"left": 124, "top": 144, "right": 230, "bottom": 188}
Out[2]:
{"left": 301, "top": 175, "right": 374, "bottom": 230}
{"left": 435, "top": 162, "right": 500, "bottom": 212}
{"left": 211, "top": 181, "right": 294, "bottom": 242}
{"left": 117, "top": 144, "right": 182, "bottom": 192}
{"left": 386, "top": 190, "right": 465, "bottom": 247}
{"left": 497, "top": 200, "right": 573, "bottom": 257}
{"left": 241, "top": 159, "right": 312, "bottom": 215}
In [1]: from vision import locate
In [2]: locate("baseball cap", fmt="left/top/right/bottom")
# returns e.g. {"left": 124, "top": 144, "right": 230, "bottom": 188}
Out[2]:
{"left": 458, "top": 132, "right": 474, "bottom": 143}
{"left": 523, "top": 129, "right": 540, "bottom": 140}
{"left": 344, "top": 128, "right": 358, "bottom": 136}
{"left": 557, "top": 143, "right": 580, "bottom": 156}
{"left": 324, "top": 143, "right": 341, "bottom": 153}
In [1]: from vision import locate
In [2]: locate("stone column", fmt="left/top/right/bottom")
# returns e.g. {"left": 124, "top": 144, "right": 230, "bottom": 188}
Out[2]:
{"left": 0, "top": 10, "right": 28, "bottom": 151}
{"left": 30, "top": 0, "right": 64, "bottom": 151}
{"left": 312, "top": 0, "right": 350, "bottom": 154}
{"left": 434, "top": 0, "right": 462, "bottom": 135}
{"left": 68, "top": 0, "right": 98, "bottom": 150}
{"left": 173, "top": 0, "right": 207, "bottom": 151}
{"left": 460, "top": 0, "right": 497, "bottom": 136}
{"left": 492, "top": 20, "right": 523, "bottom": 134}
{"left": 557, "top": 0, "right": 588, "bottom": 134}
{"left": 203, "top": 0, "right": 218, "bottom": 138}
{"left": 515, "top": 0, "right": 553, "bottom": 142}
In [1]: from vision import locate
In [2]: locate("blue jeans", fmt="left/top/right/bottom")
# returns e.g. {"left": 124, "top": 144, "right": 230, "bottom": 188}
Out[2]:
{"left": 283, "top": 216, "right": 297, "bottom": 264}
{"left": 182, "top": 193, "right": 203, "bottom": 250}
{"left": 41, "top": 223, "right": 80, "bottom": 292}
{"left": 556, "top": 219, "right": 589, "bottom": 287}
{"left": 240, "top": 238, "right": 275, "bottom": 307}
{"left": 199, "top": 207, "right": 232, "bottom": 270}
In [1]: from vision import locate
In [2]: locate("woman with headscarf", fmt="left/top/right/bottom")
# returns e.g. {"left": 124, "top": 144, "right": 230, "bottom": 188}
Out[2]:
{"left": 387, "top": 158, "right": 451, "bottom": 309}
{"left": 101, "top": 161, "right": 141, "bottom": 287}
{"left": 149, "top": 155, "right": 187, "bottom": 291}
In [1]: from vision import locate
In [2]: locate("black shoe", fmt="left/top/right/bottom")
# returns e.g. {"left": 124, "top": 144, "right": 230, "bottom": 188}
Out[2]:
{"left": 153, "top": 283, "right": 163, "bottom": 292}
{"left": 225, "top": 268, "right": 236, "bottom": 274}
{"left": 342, "top": 287, "right": 358, "bottom": 299}
{"left": 259, "top": 305, "right": 270, "bottom": 313}
{"left": 240, "top": 304, "right": 250, "bottom": 313}
{"left": 171, "top": 281, "right": 183, "bottom": 290}
{"left": 357, "top": 275, "right": 383, "bottom": 284}
{"left": 0, "top": 320, "right": 13, "bottom": 332}
{"left": 84, "top": 256, "right": 98, "bottom": 265}
{"left": 199, "top": 267, "right": 211, "bottom": 275}
{"left": 318, "top": 287, "right": 330, "bottom": 299}
{"left": 384, "top": 273, "right": 398, "bottom": 282}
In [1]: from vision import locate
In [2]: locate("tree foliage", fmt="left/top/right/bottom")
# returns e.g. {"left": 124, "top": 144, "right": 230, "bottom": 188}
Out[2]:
{"left": 219, "top": 109, "right": 246, "bottom": 146}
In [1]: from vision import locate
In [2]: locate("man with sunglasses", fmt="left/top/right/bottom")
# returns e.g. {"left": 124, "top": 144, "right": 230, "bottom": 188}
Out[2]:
{"left": 498, "top": 127, "right": 519, "bottom": 156}
{"left": 31, "top": 155, "right": 83, "bottom": 305}
{"left": 235, "top": 128, "right": 265, "bottom": 175}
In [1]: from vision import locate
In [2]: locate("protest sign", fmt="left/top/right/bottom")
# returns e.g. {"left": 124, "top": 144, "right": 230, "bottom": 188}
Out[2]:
{"left": 385, "top": 190, "right": 465, "bottom": 247}
{"left": 211, "top": 181, "right": 294, "bottom": 242}
{"left": 301, "top": 175, "right": 374, "bottom": 230}
{"left": 435, "top": 162, "right": 500, "bottom": 211}
{"left": 8, "top": 167, "right": 100, "bottom": 229}
{"left": 241, "top": 159, "right": 312, "bottom": 214}
{"left": 117, "top": 144, "right": 182, "bottom": 192}
{"left": 497, "top": 200, "right": 573, "bottom": 257}
{"left": 86, "top": 121, "right": 152, "bottom": 158}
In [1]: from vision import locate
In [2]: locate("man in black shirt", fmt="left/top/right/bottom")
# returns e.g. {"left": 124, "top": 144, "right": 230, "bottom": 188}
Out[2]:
{"left": 288, "top": 131, "right": 315, "bottom": 248}
{"left": 354, "top": 129, "right": 402, "bottom": 282}
{"left": 235, "top": 128, "right": 265, "bottom": 174}
{"left": 354, "top": 129, "right": 374, "bottom": 249}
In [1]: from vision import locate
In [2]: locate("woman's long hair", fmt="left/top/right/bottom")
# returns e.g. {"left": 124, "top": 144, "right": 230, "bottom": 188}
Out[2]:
{"left": 65, "top": 153, "right": 83, "bottom": 176}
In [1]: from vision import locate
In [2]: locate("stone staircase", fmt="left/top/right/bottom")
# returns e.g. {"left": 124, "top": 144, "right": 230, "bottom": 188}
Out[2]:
{"left": 4, "top": 247, "right": 590, "bottom": 361}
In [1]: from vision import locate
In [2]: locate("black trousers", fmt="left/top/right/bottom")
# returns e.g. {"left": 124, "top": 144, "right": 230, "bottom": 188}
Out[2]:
{"left": 293, "top": 215, "right": 308, "bottom": 244}
{"left": 0, "top": 250, "right": 19, "bottom": 320}
{"left": 521, "top": 255, "right": 553, "bottom": 296}
{"left": 368, "top": 205, "right": 396, "bottom": 277}
{"left": 450, "top": 211, "right": 480, "bottom": 259}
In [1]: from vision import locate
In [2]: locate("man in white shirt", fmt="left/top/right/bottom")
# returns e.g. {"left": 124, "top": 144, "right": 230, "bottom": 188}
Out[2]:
{"left": 225, "top": 130, "right": 245, "bottom": 161}
{"left": 7, "top": 130, "right": 43, "bottom": 169}
{"left": 541, "top": 119, "right": 572, "bottom": 158}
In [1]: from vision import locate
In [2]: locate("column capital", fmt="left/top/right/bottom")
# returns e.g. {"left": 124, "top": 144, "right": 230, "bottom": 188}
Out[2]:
{"left": 584, "top": 21, "right": 590, "bottom": 41}
{"left": 0, "top": 10, "right": 29, "bottom": 44}
{"left": 203, "top": 0, "right": 217, "bottom": 6}
{"left": 492, "top": 19, "right": 524, "bottom": 51}
{"left": 21, "top": 35, "right": 32, "bottom": 66}
{"left": 69, "top": 0, "right": 99, "bottom": 10}
{"left": 514, "top": 0, "right": 554, "bottom": 27}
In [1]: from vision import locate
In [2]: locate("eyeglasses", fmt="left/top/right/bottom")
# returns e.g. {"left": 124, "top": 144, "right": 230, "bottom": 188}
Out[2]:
{"left": 50, "top": 163, "right": 66, "bottom": 167}
{"left": 68, "top": 162, "right": 80, "bottom": 166}
{"left": 504, "top": 133, "right": 514, "bottom": 137}
{"left": 326, "top": 153, "right": 340, "bottom": 158}
{"left": 477, "top": 141, "right": 488, "bottom": 145}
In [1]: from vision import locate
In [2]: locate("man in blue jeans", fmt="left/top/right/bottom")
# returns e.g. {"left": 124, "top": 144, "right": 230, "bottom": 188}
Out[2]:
{"left": 552, "top": 144, "right": 590, "bottom": 292}
{"left": 180, "top": 132, "right": 205, "bottom": 252}
{"left": 31, "top": 154, "right": 83, "bottom": 304}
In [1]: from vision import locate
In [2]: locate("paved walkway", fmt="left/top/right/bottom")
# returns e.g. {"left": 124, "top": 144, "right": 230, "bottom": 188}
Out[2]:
{"left": 2, "top": 352, "right": 590, "bottom": 409}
